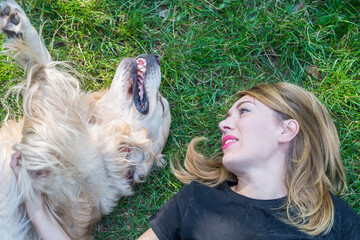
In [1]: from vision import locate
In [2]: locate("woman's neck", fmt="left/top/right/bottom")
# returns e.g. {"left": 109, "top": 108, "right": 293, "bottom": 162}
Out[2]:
{"left": 232, "top": 167, "right": 287, "bottom": 200}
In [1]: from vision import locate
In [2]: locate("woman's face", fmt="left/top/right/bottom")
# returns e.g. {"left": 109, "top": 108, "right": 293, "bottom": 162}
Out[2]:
{"left": 219, "top": 95, "right": 285, "bottom": 175}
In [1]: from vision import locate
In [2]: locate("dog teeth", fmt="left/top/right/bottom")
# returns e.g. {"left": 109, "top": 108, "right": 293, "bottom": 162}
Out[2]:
{"left": 136, "top": 58, "right": 147, "bottom": 67}
{"left": 138, "top": 65, "right": 146, "bottom": 74}
{"left": 138, "top": 59, "right": 146, "bottom": 66}
{"left": 136, "top": 58, "right": 146, "bottom": 92}
{"left": 136, "top": 58, "right": 147, "bottom": 75}
{"left": 138, "top": 71, "right": 145, "bottom": 79}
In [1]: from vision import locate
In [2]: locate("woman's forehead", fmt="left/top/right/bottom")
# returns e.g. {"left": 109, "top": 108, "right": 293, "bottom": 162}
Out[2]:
{"left": 231, "top": 95, "right": 273, "bottom": 113}
{"left": 238, "top": 94, "right": 256, "bottom": 102}
{"left": 232, "top": 95, "right": 256, "bottom": 107}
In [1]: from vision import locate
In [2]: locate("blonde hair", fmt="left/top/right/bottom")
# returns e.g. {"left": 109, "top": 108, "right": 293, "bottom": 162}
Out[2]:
{"left": 171, "top": 82, "right": 346, "bottom": 236}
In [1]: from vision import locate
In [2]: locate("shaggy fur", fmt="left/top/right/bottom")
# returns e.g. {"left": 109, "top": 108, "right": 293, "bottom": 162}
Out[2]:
{"left": 0, "top": 0, "right": 171, "bottom": 239}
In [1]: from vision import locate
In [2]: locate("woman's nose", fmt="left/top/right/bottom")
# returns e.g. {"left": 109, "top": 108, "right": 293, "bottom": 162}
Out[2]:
{"left": 219, "top": 119, "right": 233, "bottom": 134}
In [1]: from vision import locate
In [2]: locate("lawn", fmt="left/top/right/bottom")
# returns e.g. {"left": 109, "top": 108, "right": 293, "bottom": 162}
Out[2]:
{"left": 0, "top": 0, "right": 359, "bottom": 239}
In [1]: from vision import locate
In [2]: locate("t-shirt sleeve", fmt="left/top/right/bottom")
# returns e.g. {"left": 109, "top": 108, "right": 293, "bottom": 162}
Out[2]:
{"left": 149, "top": 185, "right": 190, "bottom": 240}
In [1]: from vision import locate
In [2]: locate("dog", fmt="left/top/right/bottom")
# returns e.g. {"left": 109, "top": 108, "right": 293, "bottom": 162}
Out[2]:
{"left": 0, "top": 0, "right": 171, "bottom": 239}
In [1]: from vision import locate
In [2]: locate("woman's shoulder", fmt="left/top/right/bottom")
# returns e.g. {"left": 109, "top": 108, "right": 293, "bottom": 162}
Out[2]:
{"left": 330, "top": 192, "right": 360, "bottom": 237}
{"left": 330, "top": 193, "right": 359, "bottom": 216}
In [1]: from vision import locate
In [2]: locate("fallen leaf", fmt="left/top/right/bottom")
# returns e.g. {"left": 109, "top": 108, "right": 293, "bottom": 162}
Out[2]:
{"left": 307, "top": 66, "right": 323, "bottom": 80}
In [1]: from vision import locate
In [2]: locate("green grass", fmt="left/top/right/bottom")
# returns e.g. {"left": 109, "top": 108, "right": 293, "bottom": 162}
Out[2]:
{"left": 0, "top": 0, "right": 359, "bottom": 239}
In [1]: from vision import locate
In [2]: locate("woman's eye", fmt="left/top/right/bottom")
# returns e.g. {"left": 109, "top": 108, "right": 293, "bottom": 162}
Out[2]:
{"left": 239, "top": 108, "right": 249, "bottom": 115}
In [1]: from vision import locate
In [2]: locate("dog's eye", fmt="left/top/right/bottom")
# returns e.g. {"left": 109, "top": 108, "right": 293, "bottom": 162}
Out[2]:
{"left": 158, "top": 95, "right": 165, "bottom": 112}
{"left": 160, "top": 98, "right": 165, "bottom": 112}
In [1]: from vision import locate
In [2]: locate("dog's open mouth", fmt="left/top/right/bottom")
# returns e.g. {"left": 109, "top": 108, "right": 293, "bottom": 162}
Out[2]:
{"left": 134, "top": 58, "right": 149, "bottom": 114}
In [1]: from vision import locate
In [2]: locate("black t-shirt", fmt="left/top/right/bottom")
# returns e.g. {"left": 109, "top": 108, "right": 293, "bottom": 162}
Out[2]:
{"left": 149, "top": 181, "right": 360, "bottom": 240}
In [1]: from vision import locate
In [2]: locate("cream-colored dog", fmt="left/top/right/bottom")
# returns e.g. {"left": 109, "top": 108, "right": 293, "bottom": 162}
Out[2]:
{"left": 0, "top": 0, "right": 171, "bottom": 239}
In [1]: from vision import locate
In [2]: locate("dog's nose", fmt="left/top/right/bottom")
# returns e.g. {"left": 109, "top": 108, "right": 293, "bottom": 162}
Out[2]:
{"left": 155, "top": 55, "right": 161, "bottom": 65}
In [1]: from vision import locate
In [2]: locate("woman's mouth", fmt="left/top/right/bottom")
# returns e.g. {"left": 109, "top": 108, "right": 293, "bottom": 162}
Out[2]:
{"left": 222, "top": 135, "right": 238, "bottom": 150}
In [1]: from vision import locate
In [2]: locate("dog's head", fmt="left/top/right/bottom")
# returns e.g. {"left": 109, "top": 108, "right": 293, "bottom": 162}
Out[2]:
{"left": 100, "top": 54, "right": 171, "bottom": 178}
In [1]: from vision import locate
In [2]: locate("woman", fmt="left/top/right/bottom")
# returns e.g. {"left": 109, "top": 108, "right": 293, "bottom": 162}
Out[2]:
{"left": 11, "top": 82, "right": 360, "bottom": 239}
{"left": 140, "top": 82, "right": 359, "bottom": 239}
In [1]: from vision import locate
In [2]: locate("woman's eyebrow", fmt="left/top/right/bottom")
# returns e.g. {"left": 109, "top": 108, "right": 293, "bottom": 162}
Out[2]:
{"left": 225, "top": 100, "right": 254, "bottom": 118}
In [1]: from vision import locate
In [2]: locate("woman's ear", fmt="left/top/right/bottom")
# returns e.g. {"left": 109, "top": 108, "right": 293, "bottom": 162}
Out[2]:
{"left": 278, "top": 119, "right": 299, "bottom": 143}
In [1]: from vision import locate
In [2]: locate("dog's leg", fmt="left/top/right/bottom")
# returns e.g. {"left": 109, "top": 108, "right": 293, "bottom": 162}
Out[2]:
{"left": 0, "top": 2, "right": 46, "bottom": 239}
{"left": 0, "top": 2, "right": 135, "bottom": 239}
{"left": 0, "top": 2, "right": 52, "bottom": 239}
{"left": 0, "top": 1, "right": 95, "bottom": 239}
{"left": 0, "top": 0, "right": 51, "bottom": 69}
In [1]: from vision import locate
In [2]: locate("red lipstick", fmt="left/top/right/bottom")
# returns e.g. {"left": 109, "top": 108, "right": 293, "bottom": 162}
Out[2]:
{"left": 222, "top": 135, "right": 238, "bottom": 150}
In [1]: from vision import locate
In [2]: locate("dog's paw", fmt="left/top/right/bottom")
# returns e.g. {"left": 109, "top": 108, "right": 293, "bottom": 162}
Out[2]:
{"left": 0, "top": 1, "right": 23, "bottom": 38}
